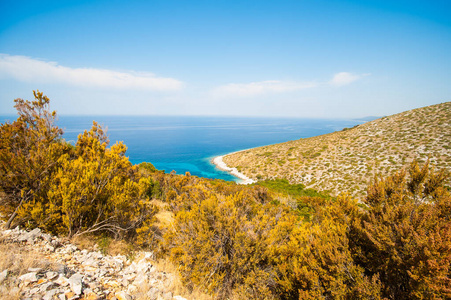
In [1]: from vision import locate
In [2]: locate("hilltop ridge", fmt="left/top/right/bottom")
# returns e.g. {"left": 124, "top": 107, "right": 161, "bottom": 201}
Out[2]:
{"left": 223, "top": 102, "right": 451, "bottom": 197}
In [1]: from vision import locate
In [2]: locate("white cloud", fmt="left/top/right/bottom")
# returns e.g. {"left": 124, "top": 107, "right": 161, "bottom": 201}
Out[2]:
{"left": 211, "top": 72, "right": 370, "bottom": 98}
{"left": 329, "top": 72, "right": 370, "bottom": 87}
{"left": 211, "top": 80, "right": 318, "bottom": 98}
{"left": 0, "top": 54, "right": 184, "bottom": 91}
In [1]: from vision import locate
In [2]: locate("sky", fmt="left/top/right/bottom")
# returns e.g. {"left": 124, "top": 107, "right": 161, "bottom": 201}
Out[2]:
{"left": 0, "top": 0, "right": 450, "bottom": 118}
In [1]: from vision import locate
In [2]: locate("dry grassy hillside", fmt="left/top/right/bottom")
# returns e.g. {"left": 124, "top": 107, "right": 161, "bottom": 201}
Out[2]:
{"left": 223, "top": 102, "right": 451, "bottom": 198}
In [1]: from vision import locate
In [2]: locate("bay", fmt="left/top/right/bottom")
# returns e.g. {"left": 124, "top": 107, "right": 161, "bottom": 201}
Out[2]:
{"left": 0, "top": 115, "right": 362, "bottom": 182}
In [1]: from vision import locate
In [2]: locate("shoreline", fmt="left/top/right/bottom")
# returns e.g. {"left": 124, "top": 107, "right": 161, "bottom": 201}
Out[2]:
{"left": 211, "top": 153, "right": 256, "bottom": 185}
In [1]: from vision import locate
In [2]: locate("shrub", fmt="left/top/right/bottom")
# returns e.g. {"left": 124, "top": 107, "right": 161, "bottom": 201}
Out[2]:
{"left": 350, "top": 161, "right": 451, "bottom": 299}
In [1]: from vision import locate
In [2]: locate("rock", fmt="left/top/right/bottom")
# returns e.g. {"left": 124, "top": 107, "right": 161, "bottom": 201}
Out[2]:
{"left": 132, "top": 275, "right": 148, "bottom": 287}
{"left": 18, "top": 227, "right": 42, "bottom": 244}
{"left": 126, "top": 284, "right": 138, "bottom": 294}
{"left": 65, "top": 291, "right": 75, "bottom": 299}
{"left": 121, "top": 277, "right": 129, "bottom": 286}
{"left": 0, "top": 269, "right": 8, "bottom": 283}
{"left": 66, "top": 244, "right": 78, "bottom": 254}
{"left": 55, "top": 263, "right": 68, "bottom": 275}
{"left": 45, "top": 244, "right": 56, "bottom": 252}
{"left": 28, "top": 267, "right": 42, "bottom": 273}
{"left": 143, "top": 251, "right": 154, "bottom": 260}
{"left": 42, "top": 233, "right": 53, "bottom": 243}
{"left": 83, "top": 257, "right": 99, "bottom": 268}
{"left": 173, "top": 296, "right": 187, "bottom": 300}
{"left": 115, "top": 291, "right": 132, "bottom": 300}
{"left": 84, "top": 291, "right": 101, "bottom": 300}
{"left": 124, "top": 273, "right": 136, "bottom": 281}
{"left": 43, "top": 289, "right": 58, "bottom": 300}
{"left": 18, "top": 272, "right": 38, "bottom": 283}
{"left": 46, "top": 271, "right": 59, "bottom": 280}
{"left": 40, "top": 282, "right": 58, "bottom": 292}
{"left": 52, "top": 239, "right": 61, "bottom": 248}
{"left": 125, "top": 262, "right": 137, "bottom": 274}
{"left": 90, "top": 251, "right": 103, "bottom": 259}
{"left": 29, "top": 287, "right": 40, "bottom": 295}
{"left": 87, "top": 281, "right": 100, "bottom": 290}
{"left": 55, "top": 274, "right": 70, "bottom": 287}
{"left": 68, "top": 273, "right": 83, "bottom": 295}
{"left": 0, "top": 222, "right": 183, "bottom": 300}
{"left": 146, "top": 287, "right": 158, "bottom": 300}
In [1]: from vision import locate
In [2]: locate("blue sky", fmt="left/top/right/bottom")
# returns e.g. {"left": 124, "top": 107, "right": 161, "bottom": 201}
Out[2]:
{"left": 0, "top": 0, "right": 450, "bottom": 118}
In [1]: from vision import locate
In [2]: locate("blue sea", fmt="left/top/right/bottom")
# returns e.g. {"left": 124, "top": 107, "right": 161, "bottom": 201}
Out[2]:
{"left": 1, "top": 115, "right": 363, "bottom": 182}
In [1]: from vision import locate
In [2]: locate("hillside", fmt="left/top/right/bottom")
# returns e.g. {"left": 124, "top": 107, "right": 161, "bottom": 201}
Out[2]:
{"left": 223, "top": 102, "right": 451, "bottom": 197}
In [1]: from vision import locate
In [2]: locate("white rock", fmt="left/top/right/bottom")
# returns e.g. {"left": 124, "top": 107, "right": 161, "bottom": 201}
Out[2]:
{"left": 19, "top": 227, "right": 42, "bottom": 243}
{"left": 43, "top": 289, "right": 58, "bottom": 300}
{"left": 132, "top": 274, "right": 148, "bottom": 287}
{"left": 162, "top": 291, "right": 173, "bottom": 300}
{"left": 125, "top": 262, "right": 136, "bottom": 274}
{"left": 143, "top": 251, "right": 154, "bottom": 260}
{"left": 51, "top": 239, "right": 61, "bottom": 248}
{"left": 40, "top": 282, "right": 58, "bottom": 292}
{"left": 83, "top": 257, "right": 99, "bottom": 267}
{"left": 28, "top": 267, "right": 42, "bottom": 273}
{"left": 18, "top": 272, "right": 38, "bottom": 283}
{"left": 174, "top": 296, "right": 187, "bottom": 300}
{"left": 135, "top": 261, "right": 151, "bottom": 274}
{"left": 65, "top": 244, "right": 78, "bottom": 253}
{"left": 146, "top": 288, "right": 158, "bottom": 300}
{"left": 29, "top": 287, "right": 40, "bottom": 295}
{"left": 115, "top": 291, "right": 133, "bottom": 300}
{"left": 42, "top": 233, "right": 52, "bottom": 242}
{"left": 124, "top": 273, "right": 136, "bottom": 281}
{"left": 55, "top": 275, "right": 70, "bottom": 287}
{"left": 68, "top": 273, "right": 83, "bottom": 295}
{"left": 46, "top": 271, "right": 59, "bottom": 280}
{"left": 149, "top": 265, "right": 157, "bottom": 273}
{"left": 45, "top": 244, "right": 55, "bottom": 252}
{"left": 126, "top": 284, "right": 138, "bottom": 294}
{"left": 0, "top": 269, "right": 8, "bottom": 283}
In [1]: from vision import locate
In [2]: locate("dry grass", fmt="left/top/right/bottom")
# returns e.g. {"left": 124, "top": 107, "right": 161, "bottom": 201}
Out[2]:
{"left": 0, "top": 239, "right": 57, "bottom": 300}
{"left": 155, "top": 211, "right": 174, "bottom": 228}
{"left": 150, "top": 199, "right": 174, "bottom": 228}
{"left": 71, "top": 234, "right": 97, "bottom": 251}
{"left": 71, "top": 233, "right": 136, "bottom": 258}
{"left": 145, "top": 257, "right": 213, "bottom": 300}
{"left": 131, "top": 255, "right": 213, "bottom": 300}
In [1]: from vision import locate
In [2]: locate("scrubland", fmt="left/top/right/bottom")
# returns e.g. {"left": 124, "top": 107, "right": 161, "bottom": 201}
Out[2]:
{"left": 223, "top": 102, "right": 451, "bottom": 197}
{"left": 1, "top": 92, "right": 450, "bottom": 299}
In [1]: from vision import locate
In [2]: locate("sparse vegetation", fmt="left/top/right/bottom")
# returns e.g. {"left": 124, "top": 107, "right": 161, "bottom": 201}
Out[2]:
{"left": 223, "top": 102, "right": 451, "bottom": 197}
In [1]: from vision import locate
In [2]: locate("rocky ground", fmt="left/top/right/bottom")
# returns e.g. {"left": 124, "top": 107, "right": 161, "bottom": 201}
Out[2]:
{"left": 0, "top": 224, "right": 187, "bottom": 300}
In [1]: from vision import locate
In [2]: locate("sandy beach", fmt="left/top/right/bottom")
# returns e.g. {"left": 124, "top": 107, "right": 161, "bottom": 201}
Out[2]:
{"left": 212, "top": 155, "right": 256, "bottom": 185}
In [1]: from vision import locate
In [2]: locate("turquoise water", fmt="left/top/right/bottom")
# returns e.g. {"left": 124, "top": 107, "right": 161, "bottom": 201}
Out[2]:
{"left": 0, "top": 115, "right": 362, "bottom": 182}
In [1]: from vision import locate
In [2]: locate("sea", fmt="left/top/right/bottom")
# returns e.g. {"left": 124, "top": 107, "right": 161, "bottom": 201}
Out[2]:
{"left": 0, "top": 115, "right": 364, "bottom": 182}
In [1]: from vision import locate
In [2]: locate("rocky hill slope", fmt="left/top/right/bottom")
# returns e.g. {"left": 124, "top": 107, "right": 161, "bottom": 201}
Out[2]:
{"left": 223, "top": 102, "right": 451, "bottom": 197}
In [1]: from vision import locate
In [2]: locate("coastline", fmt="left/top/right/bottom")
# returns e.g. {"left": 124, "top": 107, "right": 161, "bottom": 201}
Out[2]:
{"left": 212, "top": 154, "right": 256, "bottom": 185}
